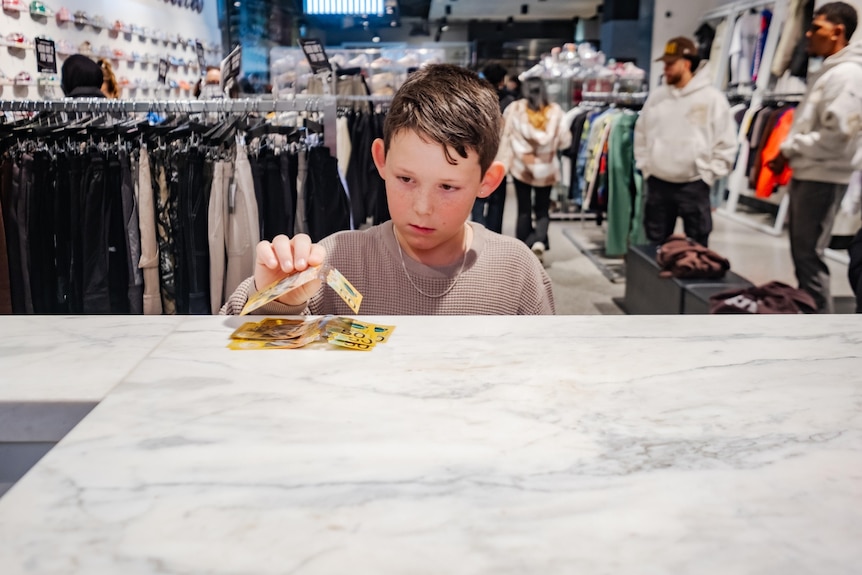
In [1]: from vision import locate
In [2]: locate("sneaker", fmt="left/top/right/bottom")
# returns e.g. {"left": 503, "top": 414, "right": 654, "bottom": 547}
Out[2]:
{"left": 2, "top": 0, "right": 25, "bottom": 11}
{"left": 56, "top": 39, "right": 74, "bottom": 55}
{"left": 531, "top": 241, "right": 546, "bottom": 264}
{"left": 72, "top": 9, "right": 87, "bottom": 25}
{"left": 4, "top": 32, "right": 32, "bottom": 49}
{"left": 55, "top": 5, "right": 71, "bottom": 22}
{"left": 14, "top": 71, "right": 34, "bottom": 85}
{"left": 29, "top": 0, "right": 52, "bottom": 16}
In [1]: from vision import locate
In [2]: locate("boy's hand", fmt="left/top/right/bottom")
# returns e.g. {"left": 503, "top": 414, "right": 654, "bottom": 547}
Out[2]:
{"left": 254, "top": 234, "right": 327, "bottom": 306}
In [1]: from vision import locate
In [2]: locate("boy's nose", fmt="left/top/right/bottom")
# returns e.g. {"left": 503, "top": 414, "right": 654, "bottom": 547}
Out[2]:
{"left": 413, "top": 187, "right": 433, "bottom": 215}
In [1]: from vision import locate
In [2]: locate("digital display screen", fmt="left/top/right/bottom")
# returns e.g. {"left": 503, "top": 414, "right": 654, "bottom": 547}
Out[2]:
{"left": 304, "top": 0, "right": 385, "bottom": 15}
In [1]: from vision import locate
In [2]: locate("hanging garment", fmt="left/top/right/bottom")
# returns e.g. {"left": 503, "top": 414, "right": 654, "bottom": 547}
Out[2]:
{"left": 80, "top": 148, "right": 112, "bottom": 313}
{"left": 54, "top": 150, "right": 72, "bottom": 313}
{"left": 729, "top": 10, "right": 761, "bottom": 86}
{"left": 150, "top": 147, "right": 177, "bottom": 314}
{"left": 119, "top": 148, "right": 143, "bottom": 314}
{"left": 224, "top": 144, "right": 259, "bottom": 300}
{"left": 756, "top": 108, "right": 795, "bottom": 198}
{"left": 606, "top": 112, "right": 646, "bottom": 257}
{"left": 208, "top": 160, "right": 231, "bottom": 314}
{"left": 137, "top": 145, "right": 162, "bottom": 315}
{"left": 175, "top": 146, "right": 211, "bottom": 315}
{"left": 28, "top": 149, "right": 58, "bottom": 313}
{"left": 305, "top": 146, "right": 351, "bottom": 243}
{"left": 709, "top": 19, "right": 729, "bottom": 89}
{"left": 750, "top": 9, "right": 772, "bottom": 84}
{"left": 772, "top": 0, "right": 807, "bottom": 77}
{"left": 0, "top": 156, "right": 10, "bottom": 314}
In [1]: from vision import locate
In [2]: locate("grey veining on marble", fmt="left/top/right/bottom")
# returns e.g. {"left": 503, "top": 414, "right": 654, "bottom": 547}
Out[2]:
{"left": 0, "top": 315, "right": 861, "bottom": 574}
{"left": 0, "top": 316, "right": 183, "bottom": 401}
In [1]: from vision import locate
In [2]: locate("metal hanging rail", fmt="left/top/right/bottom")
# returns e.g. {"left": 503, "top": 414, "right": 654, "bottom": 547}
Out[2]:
{"left": 0, "top": 96, "right": 338, "bottom": 151}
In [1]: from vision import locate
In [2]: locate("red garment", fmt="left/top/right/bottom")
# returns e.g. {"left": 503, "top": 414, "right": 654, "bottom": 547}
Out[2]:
{"left": 756, "top": 108, "right": 794, "bottom": 198}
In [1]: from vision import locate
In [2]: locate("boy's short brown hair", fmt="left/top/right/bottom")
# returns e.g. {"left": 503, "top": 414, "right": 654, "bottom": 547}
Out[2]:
{"left": 383, "top": 63, "right": 502, "bottom": 176}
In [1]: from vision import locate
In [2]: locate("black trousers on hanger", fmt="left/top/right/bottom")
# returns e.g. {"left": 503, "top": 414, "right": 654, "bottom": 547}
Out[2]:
{"left": 68, "top": 152, "right": 86, "bottom": 313}
{"left": 4, "top": 155, "right": 26, "bottom": 313}
{"left": 305, "top": 147, "right": 351, "bottom": 242}
{"left": 54, "top": 151, "right": 72, "bottom": 313}
{"left": 81, "top": 148, "right": 111, "bottom": 313}
{"left": 175, "top": 147, "right": 211, "bottom": 315}
{"left": 28, "top": 150, "right": 58, "bottom": 313}
{"left": 105, "top": 150, "right": 130, "bottom": 314}
{"left": 0, "top": 156, "right": 15, "bottom": 313}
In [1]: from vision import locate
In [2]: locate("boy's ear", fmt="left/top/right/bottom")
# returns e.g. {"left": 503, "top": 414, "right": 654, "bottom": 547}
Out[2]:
{"left": 371, "top": 138, "right": 386, "bottom": 177}
{"left": 477, "top": 161, "right": 506, "bottom": 198}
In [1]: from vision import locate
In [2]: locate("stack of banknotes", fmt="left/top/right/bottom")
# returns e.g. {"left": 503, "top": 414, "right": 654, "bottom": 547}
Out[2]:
{"left": 229, "top": 316, "right": 395, "bottom": 351}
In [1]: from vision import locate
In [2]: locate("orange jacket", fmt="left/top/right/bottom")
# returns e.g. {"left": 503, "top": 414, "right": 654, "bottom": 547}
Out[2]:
{"left": 756, "top": 108, "right": 794, "bottom": 198}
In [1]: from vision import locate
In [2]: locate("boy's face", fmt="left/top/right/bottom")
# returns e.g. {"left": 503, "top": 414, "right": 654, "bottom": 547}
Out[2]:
{"left": 372, "top": 129, "right": 504, "bottom": 265}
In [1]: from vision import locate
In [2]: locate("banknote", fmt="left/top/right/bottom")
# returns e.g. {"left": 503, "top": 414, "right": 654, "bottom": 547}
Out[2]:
{"left": 240, "top": 265, "right": 363, "bottom": 315}
{"left": 240, "top": 266, "right": 322, "bottom": 315}
{"left": 228, "top": 316, "right": 393, "bottom": 351}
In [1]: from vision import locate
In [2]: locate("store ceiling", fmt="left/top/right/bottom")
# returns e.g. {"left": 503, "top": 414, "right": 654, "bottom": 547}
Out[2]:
{"left": 402, "top": 0, "right": 602, "bottom": 22}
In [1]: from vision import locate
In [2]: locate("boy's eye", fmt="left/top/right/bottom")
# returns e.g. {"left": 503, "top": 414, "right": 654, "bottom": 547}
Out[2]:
{"left": 440, "top": 184, "right": 457, "bottom": 191}
{"left": 398, "top": 176, "right": 413, "bottom": 184}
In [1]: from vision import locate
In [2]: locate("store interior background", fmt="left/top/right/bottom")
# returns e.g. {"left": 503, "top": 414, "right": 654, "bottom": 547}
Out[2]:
{"left": 2, "top": 0, "right": 860, "bottom": 313}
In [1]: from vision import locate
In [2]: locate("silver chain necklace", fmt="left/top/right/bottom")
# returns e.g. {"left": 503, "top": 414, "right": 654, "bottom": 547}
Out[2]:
{"left": 393, "top": 225, "right": 468, "bottom": 299}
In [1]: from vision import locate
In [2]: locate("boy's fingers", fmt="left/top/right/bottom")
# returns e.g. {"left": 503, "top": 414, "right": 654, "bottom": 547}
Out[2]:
{"left": 256, "top": 240, "right": 278, "bottom": 269}
{"left": 270, "top": 235, "right": 295, "bottom": 272}
{"left": 308, "top": 244, "right": 326, "bottom": 266}
{"left": 291, "top": 234, "right": 313, "bottom": 269}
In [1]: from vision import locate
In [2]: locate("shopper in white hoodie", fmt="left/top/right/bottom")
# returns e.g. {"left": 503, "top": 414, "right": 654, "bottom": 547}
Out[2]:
{"left": 767, "top": 2, "right": 862, "bottom": 313}
{"left": 634, "top": 36, "right": 737, "bottom": 247}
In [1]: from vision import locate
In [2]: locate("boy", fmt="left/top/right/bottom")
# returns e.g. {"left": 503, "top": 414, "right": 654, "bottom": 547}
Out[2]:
{"left": 220, "top": 64, "right": 555, "bottom": 315}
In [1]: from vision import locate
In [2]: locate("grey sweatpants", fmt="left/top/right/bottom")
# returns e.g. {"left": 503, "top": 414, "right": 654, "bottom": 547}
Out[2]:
{"left": 788, "top": 178, "right": 847, "bottom": 313}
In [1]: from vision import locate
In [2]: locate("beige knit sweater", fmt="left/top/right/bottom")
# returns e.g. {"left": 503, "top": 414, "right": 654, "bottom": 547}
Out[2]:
{"left": 219, "top": 221, "right": 555, "bottom": 316}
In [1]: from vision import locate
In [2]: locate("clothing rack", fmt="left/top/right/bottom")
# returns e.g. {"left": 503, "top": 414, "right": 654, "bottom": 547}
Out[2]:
{"left": 760, "top": 91, "right": 805, "bottom": 104}
{"left": 580, "top": 92, "right": 648, "bottom": 108}
{"left": 0, "top": 96, "right": 338, "bottom": 151}
{"left": 714, "top": 0, "right": 800, "bottom": 242}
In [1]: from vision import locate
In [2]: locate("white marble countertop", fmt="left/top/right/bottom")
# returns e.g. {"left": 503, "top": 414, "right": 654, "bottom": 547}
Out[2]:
{"left": 0, "top": 315, "right": 861, "bottom": 574}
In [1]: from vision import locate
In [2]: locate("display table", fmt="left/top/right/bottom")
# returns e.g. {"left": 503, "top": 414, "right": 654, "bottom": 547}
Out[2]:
{"left": 1, "top": 315, "right": 860, "bottom": 574}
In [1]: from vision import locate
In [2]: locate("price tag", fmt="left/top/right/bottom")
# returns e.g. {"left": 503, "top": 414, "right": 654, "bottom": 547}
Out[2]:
{"left": 220, "top": 44, "right": 242, "bottom": 91}
{"left": 195, "top": 41, "right": 206, "bottom": 77}
{"left": 299, "top": 38, "right": 331, "bottom": 73}
{"left": 35, "top": 38, "right": 57, "bottom": 73}
{"left": 157, "top": 58, "right": 169, "bottom": 84}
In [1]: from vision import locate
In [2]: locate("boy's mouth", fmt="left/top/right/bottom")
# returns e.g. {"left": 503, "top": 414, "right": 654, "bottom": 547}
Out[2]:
{"left": 409, "top": 224, "right": 435, "bottom": 234}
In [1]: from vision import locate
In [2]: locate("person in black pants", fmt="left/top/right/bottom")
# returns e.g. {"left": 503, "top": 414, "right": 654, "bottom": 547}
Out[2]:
{"left": 472, "top": 63, "right": 514, "bottom": 234}
{"left": 633, "top": 36, "right": 737, "bottom": 247}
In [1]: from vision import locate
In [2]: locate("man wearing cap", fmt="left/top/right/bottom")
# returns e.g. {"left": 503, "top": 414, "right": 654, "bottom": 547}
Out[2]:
{"left": 766, "top": 2, "right": 862, "bottom": 313}
{"left": 634, "top": 36, "right": 736, "bottom": 247}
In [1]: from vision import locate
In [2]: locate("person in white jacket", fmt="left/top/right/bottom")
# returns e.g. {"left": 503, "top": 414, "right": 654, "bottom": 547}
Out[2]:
{"left": 634, "top": 36, "right": 737, "bottom": 247}
{"left": 497, "top": 77, "right": 571, "bottom": 263}
{"left": 767, "top": 2, "right": 862, "bottom": 313}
